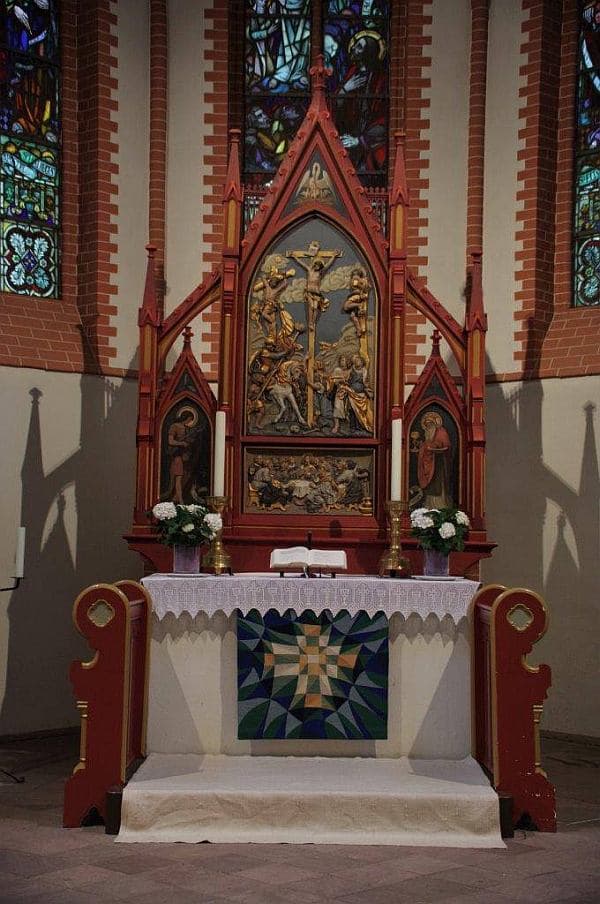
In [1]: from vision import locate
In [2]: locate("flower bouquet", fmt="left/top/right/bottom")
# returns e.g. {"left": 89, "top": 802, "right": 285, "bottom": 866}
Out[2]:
{"left": 410, "top": 507, "right": 470, "bottom": 576}
{"left": 151, "top": 502, "right": 223, "bottom": 572}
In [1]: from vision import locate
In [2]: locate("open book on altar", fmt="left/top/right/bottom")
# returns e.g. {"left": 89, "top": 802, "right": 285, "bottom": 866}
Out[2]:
{"left": 269, "top": 547, "right": 347, "bottom": 575}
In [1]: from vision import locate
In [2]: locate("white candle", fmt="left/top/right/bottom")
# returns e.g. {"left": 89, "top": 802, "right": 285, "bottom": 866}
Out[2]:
{"left": 390, "top": 417, "right": 402, "bottom": 501}
{"left": 15, "top": 526, "right": 25, "bottom": 578}
{"left": 213, "top": 410, "right": 226, "bottom": 497}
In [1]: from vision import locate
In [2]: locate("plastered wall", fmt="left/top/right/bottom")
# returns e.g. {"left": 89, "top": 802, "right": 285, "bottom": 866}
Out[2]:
{"left": 165, "top": 0, "right": 211, "bottom": 313}
{"left": 424, "top": 0, "right": 470, "bottom": 323}
{"left": 0, "top": 367, "right": 141, "bottom": 736}
{"left": 483, "top": 0, "right": 526, "bottom": 375}
{"left": 484, "top": 375, "right": 600, "bottom": 738}
{"left": 165, "top": 0, "right": 216, "bottom": 374}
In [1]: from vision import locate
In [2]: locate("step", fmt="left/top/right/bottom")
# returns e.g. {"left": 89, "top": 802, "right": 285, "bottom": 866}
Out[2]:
{"left": 117, "top": 754, "right": 503, "bottom": 848}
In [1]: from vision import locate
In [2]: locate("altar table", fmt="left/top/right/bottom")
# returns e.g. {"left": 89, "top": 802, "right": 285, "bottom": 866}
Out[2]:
{"left": 141, "top": 574, "right": 480, "bottom": 761}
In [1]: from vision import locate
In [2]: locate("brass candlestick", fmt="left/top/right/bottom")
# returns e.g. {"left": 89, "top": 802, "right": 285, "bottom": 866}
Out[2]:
{"left": 379, "top": 500, "right": 412, "bottom": 578}
{"left": 202, "top": 496, "right": 232, "bottom": 575}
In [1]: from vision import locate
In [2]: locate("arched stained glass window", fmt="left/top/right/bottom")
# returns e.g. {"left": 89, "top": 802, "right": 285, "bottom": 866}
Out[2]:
{"left": 324, "top": 0, "right": 389, "bottom": 187}
{"left": 574, "top": 2, "right": 600, "bottom": 306}
{"left": 242, "top": 1, "right": 390, "bottom": 189}
{"left": 0, "top": 0, "right": 60, "bottom": 298}
{"left": 244, "top": 0, "right": 313, "bottom": 182}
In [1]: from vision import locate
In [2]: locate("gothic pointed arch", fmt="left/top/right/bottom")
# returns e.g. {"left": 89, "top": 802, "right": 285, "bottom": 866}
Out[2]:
{"left": 404, "top": 332, "right": 467, "bottom": 513}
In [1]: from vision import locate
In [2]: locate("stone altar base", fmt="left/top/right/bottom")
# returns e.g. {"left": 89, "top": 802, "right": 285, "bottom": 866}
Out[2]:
{"left": 117, "top": 753, "right": 504, "bottom": 848}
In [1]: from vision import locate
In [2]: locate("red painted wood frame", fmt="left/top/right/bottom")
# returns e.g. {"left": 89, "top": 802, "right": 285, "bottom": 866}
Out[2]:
{"left": 63, "top": 581, "right": 151, "bottom": 828}
{"left": 227, "top": 92, "right": 389, "bottom": 570}
{"left": 472, "top": 584, "right": 556, "bottom": 831}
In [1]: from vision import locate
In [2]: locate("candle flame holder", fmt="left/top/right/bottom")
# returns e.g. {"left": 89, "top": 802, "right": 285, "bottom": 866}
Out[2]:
{"left": 379, "top": 500, "right": 412, "bottom": 578}
{"left": 202, "top": 496, "right": 232, "bottom": 575}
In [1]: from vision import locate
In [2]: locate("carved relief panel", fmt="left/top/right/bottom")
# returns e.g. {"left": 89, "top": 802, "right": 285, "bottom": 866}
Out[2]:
{"left": 245, "top": 219, "right": 377, "bottom": 439}
{"left": 244, "top": 448, "right": 374, "bottom": 516}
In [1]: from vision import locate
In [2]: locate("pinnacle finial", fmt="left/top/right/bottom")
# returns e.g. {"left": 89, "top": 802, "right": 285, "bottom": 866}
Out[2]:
{"left": 183, "top": 325, "right": 193, "bottom": 348}
{"left": 432, "top": 329, "right": 441, "bottom": 355}
{"left": 309, "top": 53, "right": 332, "bottom": 97}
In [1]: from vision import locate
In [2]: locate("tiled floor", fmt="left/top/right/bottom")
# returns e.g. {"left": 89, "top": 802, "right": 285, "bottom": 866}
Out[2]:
{"left": 0, "top": 733, "right": 599, "bottom": 903}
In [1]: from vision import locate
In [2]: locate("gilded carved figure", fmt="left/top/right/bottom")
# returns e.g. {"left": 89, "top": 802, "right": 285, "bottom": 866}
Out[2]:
{"left": 246, "top": 450, "right": 373, "bottom": 515}
{"left": 245, "top": 222, "right": 377, "bottom": 438}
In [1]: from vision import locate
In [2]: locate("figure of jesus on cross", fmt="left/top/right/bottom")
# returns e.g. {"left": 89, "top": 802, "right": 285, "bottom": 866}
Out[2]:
{"left": 286, "top": 240, "right": 342, "bottom": 427}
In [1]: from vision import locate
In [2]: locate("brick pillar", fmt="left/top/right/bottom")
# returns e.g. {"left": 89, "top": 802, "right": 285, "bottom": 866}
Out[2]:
{"left": 149, "top": 0, "right": 168, "bottom": 317}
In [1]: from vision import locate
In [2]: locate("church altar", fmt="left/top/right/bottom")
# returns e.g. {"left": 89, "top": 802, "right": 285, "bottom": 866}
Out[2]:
{"left": 142, "top": 574, "right": 479, "bottom": 760}
{"left": 63, "top": 49, "right": 557, "bottom": 838}
{"left": 63, "top": 579, "right": 556, "bottom": 836}
{"left": 114, "top": 574, "right": 503, "bottom": 847}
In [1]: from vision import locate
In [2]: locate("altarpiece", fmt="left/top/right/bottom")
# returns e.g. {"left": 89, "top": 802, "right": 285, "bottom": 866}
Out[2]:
{"left": 128, "top": 59, "right": 491, "bottom": 576}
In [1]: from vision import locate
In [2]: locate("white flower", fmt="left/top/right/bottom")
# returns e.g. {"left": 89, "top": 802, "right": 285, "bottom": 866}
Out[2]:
{"left": 439, "top": 522, "right": 456, "bottom": 539}
{"left": 204, "top": 513, "right": 222, "bottom": 534}
{"left": 411, "top": 507, "right": 428, "bottom": 520}
{"left": 455, "top": 510, "right": 470, "bottom": 526}
{"left": 181, "top": 523, "right": 195, "bottom": 533}
{"left": 185, "top": 504, "right": 204, "bottom": 514}
{"left": 152, "top": 502, "right": 177, "bottom": 520}
{"left": 413, "top": 515, "right": 434, "bottom": 530}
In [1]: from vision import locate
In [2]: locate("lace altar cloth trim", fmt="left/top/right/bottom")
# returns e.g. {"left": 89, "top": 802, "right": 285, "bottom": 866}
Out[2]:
{"left": 141, "top": 574, "right": 480, "bottom": 622}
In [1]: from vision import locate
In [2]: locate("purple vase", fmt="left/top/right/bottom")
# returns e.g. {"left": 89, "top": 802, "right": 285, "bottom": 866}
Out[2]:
{"left": 172, "top": 545, "right": 201, "bottom": 574}
{"left": 423, "top": 549, "right": 450, "bottom": 577}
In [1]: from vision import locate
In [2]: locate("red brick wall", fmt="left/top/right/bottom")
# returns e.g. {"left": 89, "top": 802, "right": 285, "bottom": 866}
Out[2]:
{"left": 199, "top": 1, "right": 229, "bottom": 382}
{"left": 540, "top": 0, "right": 600, "bottom": 378}
{"left": 404, "top": 0, "right": 432, "bottom": 381}
{"left": 149, "top": 0, "right": 168, "bottom": 316}
{"left": 466, "top": 0, "right": 489, "bottom": 263}
{"left": 504, "top": 0, "right": 600, "bottom": 383}
{"left": 0, "top": 0, "right": 123, "bottom": 377}
{"left": 77, "top": 0, "right": 119, "bottom": 372}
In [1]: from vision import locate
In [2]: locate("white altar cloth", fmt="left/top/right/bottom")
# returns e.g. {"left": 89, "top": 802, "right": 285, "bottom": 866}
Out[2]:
{"left": 117, "top": 753, "right": 503, "bottom": 848}
{"left": 141, "top": 574, "right": 479, "bottom": 760}
{"left": 141, "top": 573, "right": 479, "bottom": 622}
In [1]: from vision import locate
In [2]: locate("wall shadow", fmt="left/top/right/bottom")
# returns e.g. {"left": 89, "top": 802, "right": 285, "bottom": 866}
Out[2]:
{"left": 484, "top": 323, "right": 600, "bottom": 734}
{"left": 406, "top": 617, "right": 472, "bottom": 760}
{"left": 1, "top": 362, "right": 141, "bottom": 735}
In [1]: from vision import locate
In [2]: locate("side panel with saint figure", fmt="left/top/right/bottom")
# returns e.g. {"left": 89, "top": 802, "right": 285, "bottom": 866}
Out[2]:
{"left": 159, "top": 400, "right": 212, "bottom": 504}
{"left": 407, "top": 404, "right": 460, "bottom": 511}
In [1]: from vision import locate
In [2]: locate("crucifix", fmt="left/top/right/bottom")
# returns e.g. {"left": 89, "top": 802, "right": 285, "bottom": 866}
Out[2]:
{"left": 286, "top": 241, "right": 342, "bottom": 426}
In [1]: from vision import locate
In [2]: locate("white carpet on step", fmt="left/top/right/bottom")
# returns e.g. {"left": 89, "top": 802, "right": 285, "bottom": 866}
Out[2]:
{"left": 116, "top": 754, "right": 504, "bottom": 848}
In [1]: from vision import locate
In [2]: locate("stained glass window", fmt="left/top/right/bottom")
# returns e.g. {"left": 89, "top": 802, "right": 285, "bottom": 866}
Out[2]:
{"left": 574, "top": 2, "right": 600, "bottom": 306}
{"left": 323, "top": 0, "right": 389, "bottom": 185}
{"left": 0, "top": 0, "right": 60, "bottom": 297}
{"left": 241, "top": 1, "right": 390, "bottom": 188}
{"left": 244, "top": 0, "right": 312, "bottom": 181}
